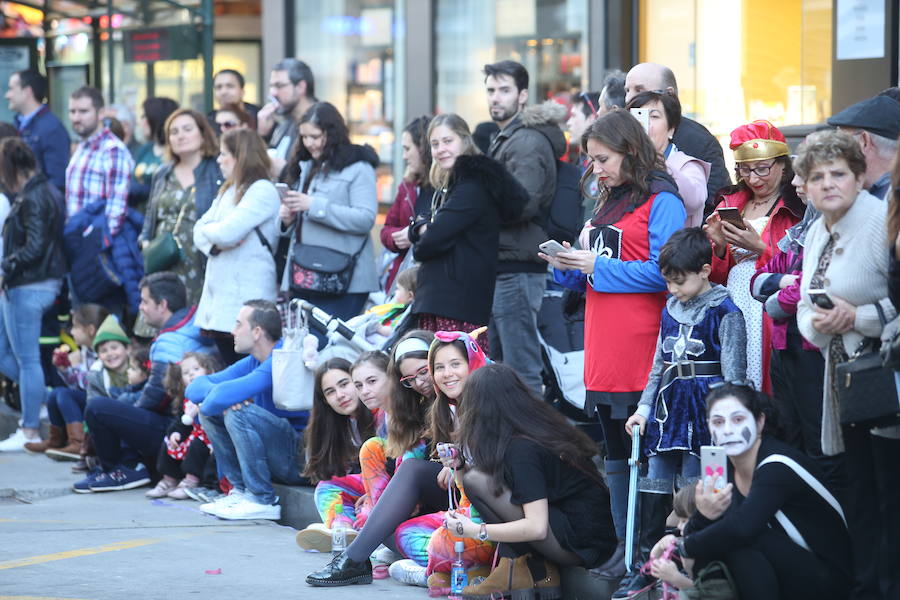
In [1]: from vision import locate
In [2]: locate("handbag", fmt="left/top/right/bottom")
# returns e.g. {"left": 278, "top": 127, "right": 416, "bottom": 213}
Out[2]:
{"left": 678, "top": 561, "right": 738, "bottom": 600}
{"left": 836, "top": 303, "right": 900, "bottom": 428}
{"left": 290, "top": 219, "right": 368, "bottom": 296}
{"left": 272, "top": 299, "right": 316, "bottom": 411}
{"left": 143, "top": 203, "right": 188, "bottom": 274}
{"left": 880, "top": 315, "right": 900, "bottom": 371}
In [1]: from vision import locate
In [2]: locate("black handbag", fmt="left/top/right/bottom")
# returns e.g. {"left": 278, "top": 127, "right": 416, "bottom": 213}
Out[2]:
{"left": 290, "top": 232, "right": 368, "bottom": 297}
{"left": 836, "top": 303, "right": 900, "bottom": 428}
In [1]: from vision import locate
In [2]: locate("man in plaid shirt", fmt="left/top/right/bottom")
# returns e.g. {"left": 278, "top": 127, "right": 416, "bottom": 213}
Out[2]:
{"left": 65, "top": 86, "right": 134, "bottom": 237}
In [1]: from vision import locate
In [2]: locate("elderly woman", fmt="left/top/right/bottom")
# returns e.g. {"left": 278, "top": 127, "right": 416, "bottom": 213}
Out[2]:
{"left": 795, "top": 129, "right": 900, "bottom": 600}
{"left": 704, "top": 121, "right": 803, "bottom": 392}
{"left": 626, "top": 91, "right": 710, "bottom": 227}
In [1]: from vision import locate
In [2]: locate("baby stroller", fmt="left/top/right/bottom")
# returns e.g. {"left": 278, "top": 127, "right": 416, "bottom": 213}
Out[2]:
{"left": 299, "top": 299, "right": 413, "bottom": 364}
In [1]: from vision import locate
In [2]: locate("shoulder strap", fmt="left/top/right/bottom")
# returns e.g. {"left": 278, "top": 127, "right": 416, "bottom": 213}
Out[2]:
{"left": 254, "top": 227, "right": 274, "bottom": 257}
{"left": 757, "top": 454, "right": 847, "bottom": 527}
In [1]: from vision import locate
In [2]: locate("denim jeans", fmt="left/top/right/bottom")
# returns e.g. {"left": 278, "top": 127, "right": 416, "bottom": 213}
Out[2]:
{"left": 647, "top": 450, "right": 701, "bottom": 483}
{"left": 0, "top": 280, "right": 61, "bottom": 429}
{"left": 47, "top": 388, "right": 87, "bottom": 426}
{"left": 489, "top": 271, "right": 545, "bottom": 394}
{"left": 84, "top": 397, "right": 170, "bottom": 471}
{"left": 200, "top": 403, "right": 303, "bottom": 505}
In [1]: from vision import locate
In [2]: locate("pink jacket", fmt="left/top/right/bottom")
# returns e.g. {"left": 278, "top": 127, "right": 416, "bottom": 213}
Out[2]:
{"left": 666, "top": 148, "right": 710, "bottom": 227}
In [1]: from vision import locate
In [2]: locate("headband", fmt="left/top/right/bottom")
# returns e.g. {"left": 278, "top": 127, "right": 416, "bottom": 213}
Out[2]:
{"left": 393, "top": 337, "right": 431, "bottom": 361}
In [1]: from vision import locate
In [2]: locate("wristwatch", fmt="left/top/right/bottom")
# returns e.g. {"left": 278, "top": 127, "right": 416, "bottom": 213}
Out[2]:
{"left": 477, "top": 523, "right": 488, "bottom": 542}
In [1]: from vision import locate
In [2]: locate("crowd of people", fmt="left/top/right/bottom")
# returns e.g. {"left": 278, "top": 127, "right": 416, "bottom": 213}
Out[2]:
{"left": 1, "top": 55, "right": 899, "bottom": 600}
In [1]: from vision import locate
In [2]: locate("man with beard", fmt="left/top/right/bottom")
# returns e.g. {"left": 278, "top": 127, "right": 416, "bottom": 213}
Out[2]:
{"left": 483, "top": 60, "right": 567, "bottom": 395}
{"left": 257, "top": 58, "right": 316, "bottom": 176}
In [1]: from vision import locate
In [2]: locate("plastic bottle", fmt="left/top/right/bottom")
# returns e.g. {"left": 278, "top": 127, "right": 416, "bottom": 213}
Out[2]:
{"left": 331, "top": 504, "right": 347, "bottom": 557}
{"left": 449, "top": 540, "right": 468, "bottom": 598}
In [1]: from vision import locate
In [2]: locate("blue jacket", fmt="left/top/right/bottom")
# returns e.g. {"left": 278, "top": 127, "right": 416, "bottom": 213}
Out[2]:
{"left": 63, "top": 199, "right": 145, "bottom": 311}
{"left": 186, "top": 340, "right": 309, "bottom": 431}
{"left": 16, "top": 105, "right": 71, "bottom": 193}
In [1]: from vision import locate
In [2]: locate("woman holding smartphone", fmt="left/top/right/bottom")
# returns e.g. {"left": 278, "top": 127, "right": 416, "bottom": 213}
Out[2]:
{"left": 703, "top": 121, "right": 802, "bottom": 393}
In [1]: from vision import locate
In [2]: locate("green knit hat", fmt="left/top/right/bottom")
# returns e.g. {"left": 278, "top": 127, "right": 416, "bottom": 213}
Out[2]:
{"left": 92, "top": 315, "right": 131, "bottom": 351}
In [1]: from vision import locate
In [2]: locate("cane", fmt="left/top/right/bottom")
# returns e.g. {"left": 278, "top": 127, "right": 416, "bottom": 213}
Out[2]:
{"left": 624, "top": 425, "right": 641, "bottom": 573}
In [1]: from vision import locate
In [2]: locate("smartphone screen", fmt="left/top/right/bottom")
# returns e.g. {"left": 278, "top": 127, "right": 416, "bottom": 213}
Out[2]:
{"left": 700, "top": 445, "right": 728, "bottom": 492}
{"left": 808, "top": 289, "right": 835, "bottom": 310}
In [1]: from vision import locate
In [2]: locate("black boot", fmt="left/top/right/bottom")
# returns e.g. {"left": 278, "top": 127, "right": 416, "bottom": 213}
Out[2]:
{"left": 589, "top": 540, "right": 626, "bottom": 581}
{"left": 306, "top": 553, "right": 373, "bottom": 586}
{"left": 611, "top": 488, "right": 671, "bottom": 599}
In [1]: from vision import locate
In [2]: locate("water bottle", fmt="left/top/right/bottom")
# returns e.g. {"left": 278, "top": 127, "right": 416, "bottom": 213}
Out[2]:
{"left": 331, "top": 504, "right": 347, "bottom": 557}
{"left": 449, "top": 541, "right": 468, "bottom": 598}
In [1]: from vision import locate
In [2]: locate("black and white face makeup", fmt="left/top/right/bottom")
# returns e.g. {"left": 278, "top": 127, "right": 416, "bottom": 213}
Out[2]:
{"left": 709, "top": 397, "right": 759, "bottom": 457}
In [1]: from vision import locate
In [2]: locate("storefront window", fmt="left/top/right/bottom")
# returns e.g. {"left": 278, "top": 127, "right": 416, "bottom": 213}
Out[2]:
{"left": 295, "top": 0, "right": 404, "bottom": 203}
{"left": 434, "top": 0, "right": 588, "bottom": 129}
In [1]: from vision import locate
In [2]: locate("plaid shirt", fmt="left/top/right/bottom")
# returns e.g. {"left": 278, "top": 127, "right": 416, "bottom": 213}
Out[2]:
{"left": 65, "top": 127, "right": 134, "bottom": 236}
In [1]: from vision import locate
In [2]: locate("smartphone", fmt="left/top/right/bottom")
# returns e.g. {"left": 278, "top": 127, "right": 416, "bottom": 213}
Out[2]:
{"left": 630, "top": 107, "right": 650, "bottom": 132}
{"left": 275, "top": 183, "right": 290, "bottom": 200}
{"left": 807, "top": 289, "right": 835, "bottom": 310}
{"left": 715, "top": 206, "right": 747, "bottom": 230}
{"left": 539, "top": 240, "right": 568, "bottom": 257}
{"left": 700, "top": 445, "right": 728, "bottom": 493}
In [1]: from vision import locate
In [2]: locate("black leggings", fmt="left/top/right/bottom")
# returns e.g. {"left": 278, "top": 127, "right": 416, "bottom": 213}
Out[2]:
{"left": 345, "top": 458, "right": 447, "bottom": 563}
{"left": 595, "top": 404, "right": 635, "bottom": 461}
{"left": 695, "top": 528, "right": 850, "bottom": 600}
{"left": 463, "top": 470, "right": 582, "bottom": 567}
{"left": 156, "top": 438, "right": 215, "bottom": 485}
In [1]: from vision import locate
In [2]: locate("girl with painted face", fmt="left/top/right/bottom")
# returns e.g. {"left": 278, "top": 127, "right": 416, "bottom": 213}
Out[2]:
{"left": 306, "top": 330, "right": 493, "bottom": 591}
{"left": 649, "top": 383, "right": 851, "bottom": 600}
{"left": 298, "top": 358, "right": 376, "bottom": 551}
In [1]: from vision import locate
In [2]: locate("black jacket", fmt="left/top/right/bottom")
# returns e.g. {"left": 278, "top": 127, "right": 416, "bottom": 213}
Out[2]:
{"left": 2, "top": 173, "right": 67, "bottom": 288}
{"left": 410, "top": 155, "right": 528, "bottom": 325}
{"left": 488, "top": 102, "right": 568, "bottom": 271}
{"left": 672, "top": 117, "right": 731, "bottom": 212}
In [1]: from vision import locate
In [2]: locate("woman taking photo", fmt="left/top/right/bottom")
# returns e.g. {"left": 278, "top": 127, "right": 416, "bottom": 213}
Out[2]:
{"left": 131, "top": 97, "right": 179, "bottom": 212}
{"left": 445, "top": 364, "right": 616, "bottom": 599}
{"left": 280, "top": 102, "right": 379, "bottom": 322}
{"left": 141, "top": 108, "right": 221, "bottom": 306}
{"left": 193, "top": 129, "right": 280, "bottom": 364}
{"left": 795, "top": 129, "right": 899, "bottom": 599}
{"left": 0, "top": 138, "right": 67, "bottom": 452}
{"left": 380, "top": 116, "right": 433, "bottom": 294}
{"left": 409, "top": 114, "right": 527, "bottom": 348}
{"left": 652, "top": 383, "right": 851, "bottom": 600}
{"left": 704, "top": 120, "right": 803, "bottom": 392}
{"left": 625, "top": 91, "right": 709, "bottom": 227}
{"left": 540, "top": 109, "right": 685, "bottom": 577}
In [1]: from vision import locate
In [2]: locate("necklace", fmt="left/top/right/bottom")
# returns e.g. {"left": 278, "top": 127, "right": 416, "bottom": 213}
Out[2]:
{"left": 749, "top": 191, "right": 779, "bottom": 209}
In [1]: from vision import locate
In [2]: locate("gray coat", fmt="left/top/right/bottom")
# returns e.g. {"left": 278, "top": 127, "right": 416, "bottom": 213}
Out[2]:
{"left": 280, "top": 150, "right": 379, "bottom": 295}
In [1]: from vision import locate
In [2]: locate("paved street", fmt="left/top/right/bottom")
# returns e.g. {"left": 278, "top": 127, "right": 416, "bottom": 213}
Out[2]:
{"left": 0, "top": 452, "right": 422, "bottom": 600}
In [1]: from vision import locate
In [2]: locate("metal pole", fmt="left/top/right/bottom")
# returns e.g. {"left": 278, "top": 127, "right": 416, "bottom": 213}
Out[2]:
{"left": 106, "top": 0, "right": 115, "bottom": 102}
{"left": 201, "top": 0, "right": 214, "bottom": 113}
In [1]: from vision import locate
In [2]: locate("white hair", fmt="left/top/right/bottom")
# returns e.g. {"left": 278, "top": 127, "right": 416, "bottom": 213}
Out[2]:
{"left": 870, "top": 131, "right": 899, "bottom": 159}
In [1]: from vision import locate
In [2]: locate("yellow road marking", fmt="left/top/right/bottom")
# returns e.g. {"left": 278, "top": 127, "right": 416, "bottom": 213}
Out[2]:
{"left": 0, "top": 538, "right": 164, "bottom": 571}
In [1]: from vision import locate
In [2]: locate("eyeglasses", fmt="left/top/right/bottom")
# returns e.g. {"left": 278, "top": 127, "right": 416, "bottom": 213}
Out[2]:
{"left": 579, "top": 92, "right": 597, "bottom": 116}
{"left": 270, "top": 81, "right": 293, "bottom": 90}
{"left": 735, "top": 163, "right": 775, "bottom": 178}
{"left": 709, "top": 379, "right": 756, "bottom": 391}
{"left": 399, "top": 366, "right": 430, "bottom": 388}
{"left": 217, "top": 120, "right": 239, "bottom": 130}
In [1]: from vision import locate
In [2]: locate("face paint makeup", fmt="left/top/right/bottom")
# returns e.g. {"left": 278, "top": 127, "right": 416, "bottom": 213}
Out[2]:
{"left": 708, "top": 397, "right": 759, "bottom": 456}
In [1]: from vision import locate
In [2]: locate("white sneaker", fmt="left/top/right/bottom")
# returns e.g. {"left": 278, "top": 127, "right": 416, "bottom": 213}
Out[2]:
{"left": 0, "top": 429, "right": 40, "bottom": 452}
{"left": 388, "top": 559, "right": 427, "bottom": 587}
{"left": 214, "top": 496, "right": 281, "bottom": 521}
{"left": 199, "top": 489, "right": 244, "bottom": 515}
{"left": 371, "top": 545, "right": 402, "bottom": 566}
{"left": 295, "top": 523, "right": 332, "bottom": 552}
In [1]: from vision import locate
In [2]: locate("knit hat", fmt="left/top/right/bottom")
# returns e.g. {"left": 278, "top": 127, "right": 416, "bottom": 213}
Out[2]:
{"left": 92, "top": 315, "right": 130, "bottom": 351}
{"left": 729, "top": 120, "right": 790, "bottom": 163}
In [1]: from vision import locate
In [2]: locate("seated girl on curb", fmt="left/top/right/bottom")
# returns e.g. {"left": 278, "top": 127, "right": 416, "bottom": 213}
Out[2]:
{"left": 444, "top": 363, "right": 617, "bottom": 600}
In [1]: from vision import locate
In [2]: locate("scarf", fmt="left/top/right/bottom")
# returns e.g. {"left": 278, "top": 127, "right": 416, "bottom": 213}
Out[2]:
{"left": 777, "top": 203, "right": 820, "bottom": 254}
{"left": 590, "top": 169, "right": 681, "bottom": 227}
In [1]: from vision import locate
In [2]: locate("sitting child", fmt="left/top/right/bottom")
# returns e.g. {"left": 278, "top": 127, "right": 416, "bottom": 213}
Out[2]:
{"left": 649, "top": 485, "right": 695, "bottom": 591}
{"left": 85, "top": 316, "right": 135, "bottom": 402}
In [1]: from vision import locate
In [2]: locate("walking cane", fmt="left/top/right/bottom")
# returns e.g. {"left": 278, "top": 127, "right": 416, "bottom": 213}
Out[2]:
{"left": 624, "top": 425, "right": 641, "bottom": 573}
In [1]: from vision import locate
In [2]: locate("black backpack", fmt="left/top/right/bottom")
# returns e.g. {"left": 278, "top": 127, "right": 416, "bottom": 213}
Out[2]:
{"left": 534, "top": 129, "right": 584, "bottom": 244}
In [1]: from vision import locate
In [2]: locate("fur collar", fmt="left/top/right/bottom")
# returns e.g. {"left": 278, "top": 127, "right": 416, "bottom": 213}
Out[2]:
{"left": 449, "top": 154, "right": 529, "bottom": 221}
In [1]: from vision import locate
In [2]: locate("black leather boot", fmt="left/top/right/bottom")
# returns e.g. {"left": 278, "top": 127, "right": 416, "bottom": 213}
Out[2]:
{"left": 306, "top": 553, "right": 373, "bottom": 586}
{"left": 590, "top": 540, "right": 626, "bottom": 581}
{"left": 611, "top": 490, "right": 671, "bottom": 599}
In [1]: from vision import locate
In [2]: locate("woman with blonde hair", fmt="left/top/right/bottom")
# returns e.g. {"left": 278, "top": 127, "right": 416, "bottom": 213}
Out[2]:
{"left": 193, "top": 129, "right": 280, "bottom": 363}
{"left": 408, "top": 113, "right": 528, "bottom": 350}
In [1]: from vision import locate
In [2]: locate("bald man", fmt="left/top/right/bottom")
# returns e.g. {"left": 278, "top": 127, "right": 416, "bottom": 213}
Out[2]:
{"left": 625, "top": 63, "right": 730, "bottom": 211}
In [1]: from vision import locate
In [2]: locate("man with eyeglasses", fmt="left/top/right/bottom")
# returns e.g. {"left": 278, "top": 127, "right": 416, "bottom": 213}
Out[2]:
{"left": 625, "top": 62, "right": 730, "bottom": 212}
{"left": 827, "top": 94, "right": 900, "bottom": 201}
{"left": 258, "top": 58, "right": 317, "bottom": 176}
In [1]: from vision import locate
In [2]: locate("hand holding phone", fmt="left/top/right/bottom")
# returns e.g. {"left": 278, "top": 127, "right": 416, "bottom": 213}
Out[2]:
{"left": 807, "top": 289, "right": 835, "bottom": 310}
{"left": 275, "top": 183, "right": 289, "bottom": 200}
{"left": 539, "top": 240, "right": 568, "bottom": 258}
{"left": 715, "top": 207, "right": 747, "bottom": 230}
{"left": 700, "top": 445, "right": 728, "bottom": 493}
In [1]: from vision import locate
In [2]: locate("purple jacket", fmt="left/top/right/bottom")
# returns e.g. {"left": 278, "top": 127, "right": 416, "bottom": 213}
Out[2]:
{"left": 750, "top": 249, "right": 817, "bottom": 351}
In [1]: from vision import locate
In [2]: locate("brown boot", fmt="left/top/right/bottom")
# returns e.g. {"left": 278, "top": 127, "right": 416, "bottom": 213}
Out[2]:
{"left": 531, "top": 560, "right": 562, "bottom": 600}
{"left": 24, "top": 425, "right": 66, "bottom": 454}
{"left": 462, "top": 555, "right": 534, "bottom": 600}
{"left": 46, "top": 422, "right": 84, "bottom": 461}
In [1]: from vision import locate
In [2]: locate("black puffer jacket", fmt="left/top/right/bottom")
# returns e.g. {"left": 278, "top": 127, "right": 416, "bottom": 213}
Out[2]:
{"left": 410, "top": 154, "right": 528, "bottom": 325}
{"left": 2, "top": 173, "right": 67, "bottom": 288}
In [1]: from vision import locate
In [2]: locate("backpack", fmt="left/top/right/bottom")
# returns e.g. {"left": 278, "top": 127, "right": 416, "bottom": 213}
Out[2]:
{"left": 534, "top": 128, "right": 584, "bottom": 244}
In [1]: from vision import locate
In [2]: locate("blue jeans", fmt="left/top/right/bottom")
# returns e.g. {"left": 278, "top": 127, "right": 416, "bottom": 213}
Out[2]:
{"left": 489, "top": 272, "right": 545, "bottom": 394}
{"left": 0, "top": 280, "right": 61, "bottom": 429}
{"left": 200, "top": 403, "right": 303, "bottom": 505}
{"left": 47, "top": 388, "right": 87, "bottom": 426}
{"left": 84, "top": 397, "right": 170, "bottom": 471}
{"left": 647, "top": 450, "right": 701, "bottom": 483}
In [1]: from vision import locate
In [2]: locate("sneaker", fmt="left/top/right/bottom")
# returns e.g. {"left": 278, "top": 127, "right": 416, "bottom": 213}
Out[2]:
{"left": 371, "top": 545, "right": 402, "bottom": 567}
{"left": 296, "top": 523, "right": 333, "bottom": 552}
{"left": 0, "top": 429, "right": 40, "bottom": 452}
{"left": 145, "top": 478, "right": 178, "bottom": 499}
{"left": 89, "top": 464, "right": 151, "bottom": 492}
{"left": 185, "top": 486, "right": 222, "bottom": 503}
{"left": 72, "top": 467, "right": 104, "bottom": 494}
{"left": 214, "top": 496, "right": 281, "bottom": 521}
{"left": 388, "top": 559, "right": 427, "bottom": 587}
{"left": 200, "top": 489, "right": 243, "bottom": 515}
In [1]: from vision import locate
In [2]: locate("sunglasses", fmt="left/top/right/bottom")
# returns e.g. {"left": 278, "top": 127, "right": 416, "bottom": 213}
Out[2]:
{"left": 709, "top": 379, "right": 756, "bottom": 391}
{"left": 217, "top": 120, "right": 239, "bottom": 130}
